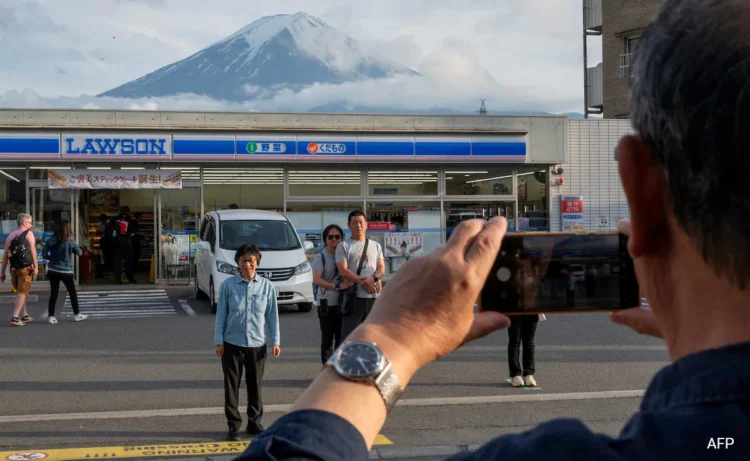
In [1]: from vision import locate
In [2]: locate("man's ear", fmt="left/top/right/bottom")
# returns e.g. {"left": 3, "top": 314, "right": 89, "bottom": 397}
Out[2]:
{"left": 617, "top": 135, "right": 669, "bottom": 258}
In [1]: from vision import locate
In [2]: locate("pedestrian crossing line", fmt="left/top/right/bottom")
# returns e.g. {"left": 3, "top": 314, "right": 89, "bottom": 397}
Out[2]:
{"left": 0, "top": 436, "right": 392, "bottom": 461}
{"left": 56, "top": 290, "right": 177, "bottom": 320}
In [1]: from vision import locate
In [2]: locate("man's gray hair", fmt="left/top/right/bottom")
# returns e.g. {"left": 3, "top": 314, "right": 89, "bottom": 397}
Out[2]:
{"left": 17, "top": 213, "right": 32, "bottom": 226}
{"left": 630, "top": 0, "right": 750, "bottom": 288}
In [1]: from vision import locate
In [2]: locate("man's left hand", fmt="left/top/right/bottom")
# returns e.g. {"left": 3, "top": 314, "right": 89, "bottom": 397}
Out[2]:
{"left": 272, "top": 345, "right": 281, "bottom": 358}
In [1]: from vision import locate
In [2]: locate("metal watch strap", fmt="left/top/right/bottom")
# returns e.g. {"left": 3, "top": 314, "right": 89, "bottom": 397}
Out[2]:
{"left": 374, "top": 364, "right": 403, "bottom": 411}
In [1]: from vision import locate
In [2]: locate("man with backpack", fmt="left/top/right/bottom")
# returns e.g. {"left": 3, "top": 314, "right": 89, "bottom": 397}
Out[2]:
{"left": 1, "top": 213, "right": 39, "bottom": 326}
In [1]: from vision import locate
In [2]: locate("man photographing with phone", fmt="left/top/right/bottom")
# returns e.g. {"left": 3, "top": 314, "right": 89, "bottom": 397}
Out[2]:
{"left": 237, "top": 0, "right": 750, "bottom": 459}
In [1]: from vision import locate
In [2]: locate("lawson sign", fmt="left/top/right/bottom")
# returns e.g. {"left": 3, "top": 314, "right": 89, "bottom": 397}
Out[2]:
{"left": 63, "top": 133, "right": 171, "bottom": 159}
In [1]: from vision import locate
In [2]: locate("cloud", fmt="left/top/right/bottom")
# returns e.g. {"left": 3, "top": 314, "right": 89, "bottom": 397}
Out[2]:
{"left": 0, "top": 72, "right": 581, "bottom": 114}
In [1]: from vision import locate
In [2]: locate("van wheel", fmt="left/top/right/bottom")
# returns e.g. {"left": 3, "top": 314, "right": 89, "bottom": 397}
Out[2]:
{"left": 209, "top": 279, "right": 217, "bottom": 314}
{"left": 194, "top": 273, "right": 208, "bottom": 300}
{"left": 298, "top": 302, "right": 313, "bottom": 313}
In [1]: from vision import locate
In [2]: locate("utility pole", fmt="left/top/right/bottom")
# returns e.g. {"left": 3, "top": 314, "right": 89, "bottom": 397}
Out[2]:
{"left": 479, "top": 99, "right": 487, "bottom": 115}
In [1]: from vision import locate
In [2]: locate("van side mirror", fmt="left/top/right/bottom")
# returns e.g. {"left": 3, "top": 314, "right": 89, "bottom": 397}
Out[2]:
{"left": 303, "top": 241, "right": 314, "bottom": 251}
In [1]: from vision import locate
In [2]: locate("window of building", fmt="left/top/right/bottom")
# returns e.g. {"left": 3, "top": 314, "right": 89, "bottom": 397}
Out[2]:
{"left": 367, "top": 169, "right": 438, "bottom": 197}
{"left": 626, "top": 36, "right": 639, "bottom": 55}
{"left": 364, "top": 202, "right": 441, "bottom": 276}
{"left": 288, "top": 169, "right": 362, "bottom": 197}
{"left": 445, "top": 167, "right": 514, "bottom": 197}
{"left": 202, "top": 167, "right": 283, "bottom": 212}
{"left": 517, "top": 167, "right": 549, "bottom": 231}
{"left": 445, "top": 201, "right": 516, "bottom": 240}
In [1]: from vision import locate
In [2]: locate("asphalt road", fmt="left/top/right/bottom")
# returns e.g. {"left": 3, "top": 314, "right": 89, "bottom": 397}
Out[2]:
{"left": 0, "top": 287, "right": 669, "bottom": 459}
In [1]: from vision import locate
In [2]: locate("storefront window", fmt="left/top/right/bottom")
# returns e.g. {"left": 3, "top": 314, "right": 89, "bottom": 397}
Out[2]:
{"left": 288, "top": 169, "right": 361, "bottom": 197}
{"left": 445, "top": 167, "right": 514, "bottom": 196}
{"left": 0, "top": 168, "right": 27, "bottom": 228}
{"left": 285, "top": 202, "right": 363, "bottom": 256}
{"left": 445, "top": 201, "right": 516, "bottom": 240}
{"left": 203, "top": 167, "right": 283, "bottom": 212}
{"left": 365, "top": 202, "right": 441, "bottom": 276}
{"left": 517, "top": 167, "right": 549, "bottom": 231}
{"left": 367, "top": 169, "right": 438, "bottom": 196}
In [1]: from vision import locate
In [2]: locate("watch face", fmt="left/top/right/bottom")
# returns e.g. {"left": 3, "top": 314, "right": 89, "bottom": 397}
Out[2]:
{"left": 336, "top": 343, "right": 383, "bottom": 378}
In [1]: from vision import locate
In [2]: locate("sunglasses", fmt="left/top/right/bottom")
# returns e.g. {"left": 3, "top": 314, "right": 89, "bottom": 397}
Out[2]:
{"left": 327, "top": 234, "right": 342, "bottom": 240}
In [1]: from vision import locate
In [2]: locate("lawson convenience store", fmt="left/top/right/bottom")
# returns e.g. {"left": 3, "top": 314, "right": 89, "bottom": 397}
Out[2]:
{"left": 0, "top": 112, "right": 567, "bottom": 285}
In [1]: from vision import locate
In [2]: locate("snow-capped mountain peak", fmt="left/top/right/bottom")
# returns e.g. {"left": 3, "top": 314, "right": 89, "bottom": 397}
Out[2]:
{"left": 99, "top": 12, "right": 418, "bottom": 101}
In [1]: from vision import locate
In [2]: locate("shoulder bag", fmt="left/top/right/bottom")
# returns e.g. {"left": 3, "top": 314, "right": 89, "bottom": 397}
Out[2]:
{"left": 339, "top": 239, "right": 369, "bottom": 316}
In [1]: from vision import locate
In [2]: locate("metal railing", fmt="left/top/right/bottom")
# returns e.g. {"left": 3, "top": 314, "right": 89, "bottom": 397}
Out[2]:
{"left": 619, "top": 53, "right": 633, "bottom": 79}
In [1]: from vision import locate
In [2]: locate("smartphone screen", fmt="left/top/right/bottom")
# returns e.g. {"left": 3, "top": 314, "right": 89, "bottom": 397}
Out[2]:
{"left": 479, "top": 232, "right": 640, "bottom": 314}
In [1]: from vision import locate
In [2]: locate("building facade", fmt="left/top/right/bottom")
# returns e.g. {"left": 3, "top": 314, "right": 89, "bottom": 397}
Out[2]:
{"left": 0, "top": 109, "right": 567, "bottom": 286}
{"left": 601, "top": 0, "right": 664, "bottom": 118}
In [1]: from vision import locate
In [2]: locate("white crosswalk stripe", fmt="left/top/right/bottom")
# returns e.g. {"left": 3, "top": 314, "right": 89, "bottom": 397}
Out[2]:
{"left": 58, "top": 289, "right": 177, "bottom": 320}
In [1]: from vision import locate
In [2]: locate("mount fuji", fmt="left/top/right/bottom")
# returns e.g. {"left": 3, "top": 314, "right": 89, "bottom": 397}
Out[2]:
{"left": 99, "top": 12, "right": 419, "bottom": 102}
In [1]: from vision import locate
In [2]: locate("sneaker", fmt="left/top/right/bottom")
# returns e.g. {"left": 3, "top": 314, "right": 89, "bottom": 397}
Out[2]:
{"left": 10, "top": 317, "right": 24, "bottom": 326}
{"left": 511, "top": 376, "right": 524, "bottom": 387}
{"left": 73, "top": 314, "right": 89, "bottom": 322}
{"left": 47, "top": 316, "right": 58, "bottom": 325}
{"left": 524, "top": 375, "right": 537, "bottom": 387}
{"left": 20, "top": 315, "right": 35, "bottom": 324}
{"left": 227, "top": 428, "right": 240, "bottom": 441}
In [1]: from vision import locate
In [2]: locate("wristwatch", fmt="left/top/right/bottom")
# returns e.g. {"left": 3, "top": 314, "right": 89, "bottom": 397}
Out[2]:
{"left": 373, "top": 275, "right": 380, "bottom": 283}
{"left": 326, "top": 341, "right": 403, "bottom": 411}
{"left": 335, "top": 281, "right": 341, "bottom": 291}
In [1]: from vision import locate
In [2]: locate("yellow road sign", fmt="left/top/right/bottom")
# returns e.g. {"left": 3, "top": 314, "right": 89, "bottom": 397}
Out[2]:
{"left": 1, "top": 436, "right": 392, "bottom": 461}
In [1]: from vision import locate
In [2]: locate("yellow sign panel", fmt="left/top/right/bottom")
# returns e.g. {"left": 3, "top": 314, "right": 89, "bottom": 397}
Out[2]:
{"left": 1, "top": 436, "right": 392, "bottom": 461}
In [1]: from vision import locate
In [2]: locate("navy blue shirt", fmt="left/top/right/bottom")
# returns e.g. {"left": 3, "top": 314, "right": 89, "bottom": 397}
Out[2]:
{"left": 236, "top": 341, "right": 750, "bottom": 460}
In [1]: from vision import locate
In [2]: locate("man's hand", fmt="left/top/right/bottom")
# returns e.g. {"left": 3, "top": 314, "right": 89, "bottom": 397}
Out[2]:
{"left": 33, "top": 267, "right": 39, "bottom": 277}
{"left": 272, "top": 345, "right": 281, "bottom": 358}
{"left": 339, "top": 280, "right": 352, "bottom": 290}
{"left": 609, "top": 219, "right": 663, "bottom": 339}
{"left": 0, "top": 273, "right": 5, "bottom": 283}
{"left": 215, "top": 345, "right": 224, "bottom": 358}
{"left": 360, "top": 217, "right": 512, "bottom": 370}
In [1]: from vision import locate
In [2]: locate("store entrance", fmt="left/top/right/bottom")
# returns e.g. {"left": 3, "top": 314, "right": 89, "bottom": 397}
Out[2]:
{"left": 81, "top": 189, "right": 155, "bottom": 285}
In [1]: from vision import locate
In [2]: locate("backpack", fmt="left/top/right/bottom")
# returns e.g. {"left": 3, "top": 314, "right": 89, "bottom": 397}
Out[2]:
{"left": 42, "top": 239, "right": 62, "bottom": 261}
{"left": 116, "top": 218, "right": 129, "bottom": 236}
{"left": 8, "top": 229, "right": 35, "bottom": 270}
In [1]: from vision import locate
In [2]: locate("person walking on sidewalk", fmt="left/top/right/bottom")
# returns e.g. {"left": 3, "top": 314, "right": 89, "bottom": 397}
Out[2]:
{"left": 1, "top": 213, "right": 38, "bottom": 326}
{"left": 45, "top": 221, "right": 88, "bottom": 324}
{"left": 214, "top": 243, "right": 281, "bottom": 441}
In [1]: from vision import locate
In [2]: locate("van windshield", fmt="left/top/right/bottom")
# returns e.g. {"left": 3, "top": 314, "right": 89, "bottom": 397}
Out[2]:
{"left": 220, "top": 219, "right": 301, "bottom": 251}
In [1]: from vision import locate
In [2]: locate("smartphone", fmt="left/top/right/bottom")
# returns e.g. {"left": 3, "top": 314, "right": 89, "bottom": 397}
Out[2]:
{"left": 478, "top": 232, "right": 640, "bottom": 315}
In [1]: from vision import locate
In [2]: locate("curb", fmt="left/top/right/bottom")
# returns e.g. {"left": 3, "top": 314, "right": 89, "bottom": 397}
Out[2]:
{"left": 369, "top": 445, "right": 480, "bottom": 459}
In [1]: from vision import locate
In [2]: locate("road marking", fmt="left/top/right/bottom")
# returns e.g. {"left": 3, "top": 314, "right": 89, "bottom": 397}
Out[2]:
{"left": 0, "top": 390, "right": 645, "bottom": 424}
{"left": 177, "top": 299, "right": 196, "bottom": 317}
{"left": 0, "top": 437, "right": 392, "bottom": 461}
{"left": 56, "top": 290, "right": 176, "bottom": 320}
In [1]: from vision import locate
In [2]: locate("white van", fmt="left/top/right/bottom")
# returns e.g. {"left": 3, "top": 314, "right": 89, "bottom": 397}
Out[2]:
{"left": 194, "top": 210, "right": 315, "bottom": 314}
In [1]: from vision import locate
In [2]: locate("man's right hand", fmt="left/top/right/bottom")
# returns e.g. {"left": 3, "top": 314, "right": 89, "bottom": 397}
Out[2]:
{"left": 609, "top": 219, "right": 663, "bottom": 339}
{"left": 339, "top": 280, "right": 352, "bottom": 290}
{"left": 215, "top": 345, "right": 224, "bottom": 358}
